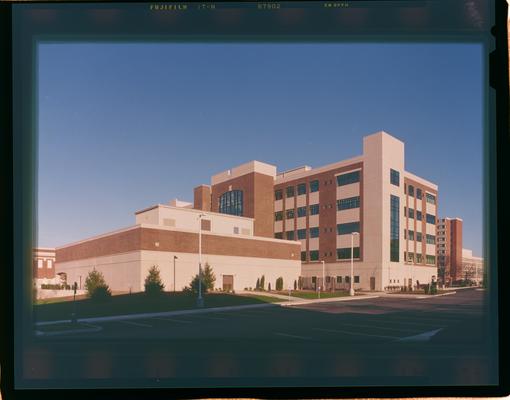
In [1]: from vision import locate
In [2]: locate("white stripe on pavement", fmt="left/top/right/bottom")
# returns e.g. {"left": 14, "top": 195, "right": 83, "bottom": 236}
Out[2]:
{"left": 274, "top": 332, "right": 312, "bottom": 340}
{"left": 151, "top": 317, "right": 193, "bottom": 324}
{"left": 313, "top": 327, "right": 398, "bottom": 340}
{"left": 339, "top": 322, "right": 420, "bottom": 333}
{"left": 117, "top": 320, "right": 152, "bottom": 328}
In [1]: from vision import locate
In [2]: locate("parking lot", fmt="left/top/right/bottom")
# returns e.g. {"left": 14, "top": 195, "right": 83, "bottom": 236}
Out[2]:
{"left": 22, "top": 288, "right": 496, "bottom": 388}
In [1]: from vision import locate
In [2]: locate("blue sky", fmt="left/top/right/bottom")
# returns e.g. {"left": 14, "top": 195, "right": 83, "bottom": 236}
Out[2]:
{"left": 37, "top": 42, "right": 484, "bottom": 255}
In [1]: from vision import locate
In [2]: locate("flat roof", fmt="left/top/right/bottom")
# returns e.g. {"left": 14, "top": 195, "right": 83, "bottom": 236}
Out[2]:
{"left": 135, "top": 203, "right": 254, "bottom": 222}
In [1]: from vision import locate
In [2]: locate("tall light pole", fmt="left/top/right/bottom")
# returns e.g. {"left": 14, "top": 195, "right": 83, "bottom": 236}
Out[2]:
{"left": 350, "top": 232, "right": 359, "bottom": 296}
{"left": 197, "top": 213, "right": 206, "bottom": 307}
{"left": 321, "top": 260, "right": 325, "bottom": 292}
{"left": 173, "top": 255, "right": 178, "bottom": 293}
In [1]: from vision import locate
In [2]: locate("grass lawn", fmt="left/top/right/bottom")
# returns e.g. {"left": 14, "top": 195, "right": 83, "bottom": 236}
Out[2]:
{"left": 274, "top": 290, "right": 352, "bottom": 300}
{"left": 34, "top": 291, "right": 282, "bottom": 322}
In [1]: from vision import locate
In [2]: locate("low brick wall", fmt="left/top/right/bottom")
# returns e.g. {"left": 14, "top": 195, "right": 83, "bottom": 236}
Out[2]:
{"left": 36, "top": 289, "right": 87, "bottom": 300}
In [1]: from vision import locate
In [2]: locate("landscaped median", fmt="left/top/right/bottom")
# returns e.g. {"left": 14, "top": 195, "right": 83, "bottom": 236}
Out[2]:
{"left": 34, "top": 291, "right": 285, "bottom": 323}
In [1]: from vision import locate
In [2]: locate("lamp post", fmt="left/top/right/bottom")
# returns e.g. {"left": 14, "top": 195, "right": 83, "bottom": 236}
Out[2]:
{"left": 321, "top": 260, "right": 325, "bottom": 292}
{"left": 197, "top": 213, "right": 206, "bottom": 308}
{"left": 173, "top": 255, "right": 178, "bottom": 293}
{"left": 350, "top": 232, "right": 359, "bottom": 296}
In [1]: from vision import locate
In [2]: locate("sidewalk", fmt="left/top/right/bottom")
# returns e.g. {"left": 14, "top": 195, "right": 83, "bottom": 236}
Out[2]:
{"left": 374, "top": 291, "right": 457, "bottom": 299}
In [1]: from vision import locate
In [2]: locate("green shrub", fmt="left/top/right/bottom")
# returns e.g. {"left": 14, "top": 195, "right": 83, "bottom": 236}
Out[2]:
{"left": 260, "top": 275, "right": 265, "bottom": 291}
{"left": 294, "top": 280, "right": 297, "bottom": 290}
{"left": 424, "top": 284, "right": 430, "bottom": 294}
{"left": 85, "top": 269, "right": 112, "bottom": 302}
{"left": 276, "top": 277, "right": 283, "bottom": 291}
{"left": 188, "top": 263, "right": 216, "bottom": 294}
{"left": 144, "top": 265, "right": 165, "bottom": 297}
{"left": 256, "top": 278, "right": 260, "bottom": 290}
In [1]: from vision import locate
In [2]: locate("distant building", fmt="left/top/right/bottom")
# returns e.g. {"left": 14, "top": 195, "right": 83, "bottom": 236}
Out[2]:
{"left": 33, "top": 247, "right": 58, "bottom": 287}
{"left": 461, "top": 248, "right": 484, "bottom": 285}
{"left": 436, "top": 217, "right": 463, "bottom": 285}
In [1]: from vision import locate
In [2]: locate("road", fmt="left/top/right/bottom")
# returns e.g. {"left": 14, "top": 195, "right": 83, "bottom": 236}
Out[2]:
{"left": 19, "top": 288, "right": 497, "bottom": 389}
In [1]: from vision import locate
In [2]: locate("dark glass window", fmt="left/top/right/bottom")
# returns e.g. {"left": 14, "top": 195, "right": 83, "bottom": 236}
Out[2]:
{"left": 274, "top": 232, "right": 283, "bottom": 239}
{"left": 408, "top": 230, "right": 415, "bottom": 240}
{"left": 416, "top": 210, "right": 422, "bottom": 221}
{"left": 297, "top": 206, "right": 307, "bottom": 217}
{"left": 297, "top": 183, "right": 307, "bottom": 195}
{"left": 408, "top": 208, "right": 415, "bottom": 219}
{"left": 408, "top": 185, "right": 415, "bottom": 197}
{"left": 337, "top": 170, "right": 360, "bottom": 186}
{"left": 426, "top": 193, "right": 436, "bottom": 204}
{"left": 426, "top": 213, "right": 436, "bottom": 224}
{"left": 309, "top": 250, "right": 319, "bottom": 261}
{"left": 416, "top": 232, "right": 423, "bottom": 242}
{"left": 416, "top": 188, "right": 423, "bottom": 200}
{"left": 219, "top": 190, "right": 243, "bottom": 216}
{"left": 354, "top": 276, "right": 360, "bottom": 283}
{"left": 274, "top": 189, "right": 283, "bottom": 200}
{"left": 286, "top": 209, "right": 294, "bottom": 219}
{"left": 286, "top": 231, "right": 295, "bottom": 240}
{"left": 310, "top": 227, "right": 320, "bottom": 238}
{"left": 310, "top": 180, "right": 319, "bottom": 193}
{"left": 274, "top": 211, "right": 283, "bottom": 221}
{"left": 301, "top": 251, "right": 307, "bottom": 261}
{"left": 297, "top": 229, "right": 307, "bottom": 240}
{"left": 390, "top": 195, "right": 399, "bottom": 262}
{"left": 426, "top": 234, "right": 435, "bottom": 244}
{"left": 426, "top": 255, "right": 436, "bottom": 265}
{"left": 309, "top": 204, "right": 320, "bottom": 215}
{"left": 345, "top": 276, "right": 351, "bottom": 283}
{"left": 337, "top": 247, "right": 360, "bottom": 259}
{"left": 337, "top": 196, "right": 360, "bottom": 210}
{"left": 390, "top": 169, "right": 400, "bottom": 186}
{"left": 286, "top": 186, "right": 295, "bottom": 198}
{"left": 337, "top": 222, "right": 360, "bottom": 235}
{"left": 336, "top": 276, "right": 342, "bottom": 283}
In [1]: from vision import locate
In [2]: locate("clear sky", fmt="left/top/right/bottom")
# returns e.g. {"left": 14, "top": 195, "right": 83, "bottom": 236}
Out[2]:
{"left": 37, "top": 42, "right": 484, "bottom": 255}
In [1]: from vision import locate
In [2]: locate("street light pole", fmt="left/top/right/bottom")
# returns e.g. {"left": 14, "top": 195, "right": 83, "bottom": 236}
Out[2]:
{"left": 350, "top": 232, "right": 359, "bottom": 296}
{"left": 322, "top": 260, "right": 325, "bottom": 292}
{"left": 197, "top": 214, "right": 205, "bottom": 307}
{"left": 173, "top": 255, "right": 178, "bottom": 293}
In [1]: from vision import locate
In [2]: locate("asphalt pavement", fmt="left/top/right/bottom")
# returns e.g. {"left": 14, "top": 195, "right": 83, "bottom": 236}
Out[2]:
{"left": 19, "top": 288, "right": 497, "bottom": 389}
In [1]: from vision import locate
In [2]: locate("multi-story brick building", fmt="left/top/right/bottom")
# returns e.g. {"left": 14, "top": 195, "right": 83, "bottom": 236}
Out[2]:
{"left": 461, "top": 248, "right": 484, "bottom": 285}
{"left": 33, "top": 247, "right": 57, "bottom": 287}
{"left": 436, "top": 217, "right": 463, "bottom": 285}
{"left": 194, "top": 131, "right": 439, "bottom": 291}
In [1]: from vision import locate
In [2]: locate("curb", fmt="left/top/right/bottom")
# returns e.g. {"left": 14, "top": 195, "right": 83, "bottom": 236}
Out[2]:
{"left": 280, "top": 295, "right": 381, "bottom": 307}
{"left": 36, "top": 302, "right": 278, "bottom": 327}
{"left": 35, "top": 323, "right": 102, "bottom": 336}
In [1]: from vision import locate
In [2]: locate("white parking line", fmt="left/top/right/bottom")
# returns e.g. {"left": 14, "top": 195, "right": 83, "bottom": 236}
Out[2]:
{"left": 152, "top": 317, "right": 193, "bottom": 324}
{"left": 371, "top": 318, "right": 448, "bottom": 327}
{"left": 339, "top": 322, "right": 420, "bottom": 333}
{"left": 274, "top": 332, "right": 312, "bottom": 340}
{"left": 313, "top": 327, "right": 398, "bottom": 340}
{"left": 193, "top": 315, "right": 227, "bottom": 321}
{"left": 117, "top": 320, "right": 152, "bottom": 328}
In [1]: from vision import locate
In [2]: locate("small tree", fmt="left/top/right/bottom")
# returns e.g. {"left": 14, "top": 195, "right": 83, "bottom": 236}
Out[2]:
{"left": 85, "top": 269, "right": 111, "bottom": 302}
{"left": 294, "top": 279, "right": 297, "bottom": 290}
{"left": 144, "top": 265, "right": 165, "bottom": 297}
{"left": 276, "top": 277, "right": 283, "bottom": 291}
{"left": 188, "top": 263, "right": 216, "bottom": 294}
{"left": 268, "top": 282, "right": 271, "bottom": 292}
{"left": 260, "top": 275, "right": 265, "bottom": 291}
{"left": 256, "top": 278, "right": 260, "bottom": 290}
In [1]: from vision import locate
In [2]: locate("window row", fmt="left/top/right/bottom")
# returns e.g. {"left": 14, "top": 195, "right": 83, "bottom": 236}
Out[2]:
{"left": 300, "top": 247, "right": 360, "bottom": 261}
{"left": 337, "top": 196, "right": 360, "bottom": 211}
{"left": 404, "top": 252, "right": 436, "bottom": 264}
{"left": 311, "top": 275, "right": 360, "bottom": 284}
{"left": 275, "top": 227, "right": 320, "bottom": 240}
{"left": 274, "top": 204, "right": 320, "bottom": 221}
{"left": 275, "top": 180, "right": 320, "bottom": 200}
{"left": 337, "top": 170, "right": 360, "bottom": 186}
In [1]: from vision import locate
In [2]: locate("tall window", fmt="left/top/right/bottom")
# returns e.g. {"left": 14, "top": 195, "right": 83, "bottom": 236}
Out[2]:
{"left": 416, "top": 188, "right": 423, "bottom": 200}
{"left": 337, "top": 170, "right": 360, "bottom": 186}
{"left": 274, "top": 211, "right": 283, "bottom": 221}
{"left": 390, "top": 195, "right": 399, "bottom": 262}
{"left": 310, "top": 227, "right": 320, "bottom": 238}
{"left": 274, "top": 189, "right": 283, "bottom": 200}
{"left": 297, "top": 229, "right": 307, "bottom": 240}
{"left": 301, "top": 251, "right": 307, "bottom": 261}
{"left": 416, "top": 210, "right": 422, "bottom": 221}
{"left": 426, "top": 234, "right": 435, "bottom": 244}
{"left": 390, "top": 169, "right": 400, "bottom": 186}
{"left": 286, "top": 231, "right": 295, "bottom": 240}
{"left": 426, "top": 255, "right": 436, "bottom": 265}
{"left": 219, "top": 190, "right": 243, "bottom": 216}
{"left": 337, "top": 196, "right": 360, "bottom": 211}
{"left": 286, "top": 209, "right": 294, "bottom": 219}
{"left": 337, "top": 222, "right": 360, "bottom": 235}
{"left": 309, "top": 204, "right": 320, "bottom": 215}
{"left": 408, "top": 185, "right": 414, "bottom": 197}
{"left": 408, "top": 208, "right": 415, "bottom": 219}
{"left": 309, "top": 250, "right": 319, "bottom": 261}
{"left": 297, "top": 206, "right": 307, "bottom": 217}
{"left": 310, "top": 180, "right": 319, "bottom": 193}
{"left": 416, "top": 231, "right": 423, "bottom": 242}
{"left": 286, "top": 186, "right": 295, "bottom": 198}
{"left": 297, "top": 183, "right": 307, "bottom": 196}
{"left": 408, "top": 230, "right": 415, "bottom": 240}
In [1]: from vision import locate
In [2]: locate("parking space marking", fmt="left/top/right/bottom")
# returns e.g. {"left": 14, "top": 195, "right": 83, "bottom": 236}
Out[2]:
{"left": 193, "top": 315, "right": 228, "bottom": 321}
{"left": 370, "top": 318, "right": 448, "bottom": 327}
{"left": 274, "top": 332, "right": 313, "bottom": 340}
{"left": 313, "top": 327, "right": 399, "bottom": 340}
{"left": 338, "top": 322, "right": 420, "bottom": 333}
{"left": 151, "top": 317, "right": 193, "bottom": 324}
{"left": 117, "top": 320, "right": 152, "bottom": 328}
